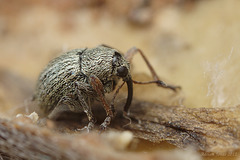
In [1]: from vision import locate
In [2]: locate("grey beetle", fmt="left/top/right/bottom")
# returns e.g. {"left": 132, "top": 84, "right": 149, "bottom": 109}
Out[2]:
{"left": 33, "top": 45, "right": 180, "bottom": 130}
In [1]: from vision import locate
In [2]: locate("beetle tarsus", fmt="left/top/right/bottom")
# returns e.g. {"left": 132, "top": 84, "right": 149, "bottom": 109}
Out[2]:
{"left": 78, "top": 121, "right": 95, "bottom": 132}
{"left": 123, "top": 111, "right": 132, "bottom": 127}
{"left": 155, "top": 80, "right": 181, "bottom": 92}
{"left": 100, "top": 116, "right": 111, "bottom": 130}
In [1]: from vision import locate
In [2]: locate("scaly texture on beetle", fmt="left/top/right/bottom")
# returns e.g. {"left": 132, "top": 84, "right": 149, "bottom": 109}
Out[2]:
{"left": 33, "top": 45, "right": 133, "bottom": 129}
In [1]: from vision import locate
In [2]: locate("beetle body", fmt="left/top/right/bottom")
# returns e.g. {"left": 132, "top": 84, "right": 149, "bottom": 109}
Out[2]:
{"left": 33, "top": 45, "right": 132, "bottom": 129}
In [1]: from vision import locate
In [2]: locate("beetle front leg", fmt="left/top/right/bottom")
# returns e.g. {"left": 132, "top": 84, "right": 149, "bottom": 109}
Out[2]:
{"left": 125, "top": 47, "right": 181, "bottom": 91}
{"left": 89, "top": 75, "right": 114, "bottom": 130}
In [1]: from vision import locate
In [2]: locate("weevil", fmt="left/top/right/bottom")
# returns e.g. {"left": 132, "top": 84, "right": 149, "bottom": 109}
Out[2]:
{"left": 33, "top": 45, "right": 180, "bottom": 130}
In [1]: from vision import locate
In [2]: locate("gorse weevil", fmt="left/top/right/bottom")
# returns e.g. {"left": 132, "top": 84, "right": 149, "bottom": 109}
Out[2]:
{"left": 33, "top": 45, "right": 180, "bottom": 130}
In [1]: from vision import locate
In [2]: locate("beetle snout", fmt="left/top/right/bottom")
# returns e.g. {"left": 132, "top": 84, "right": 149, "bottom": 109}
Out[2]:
{"left": 123, "top": 76, "right": 133, "bottom": 114}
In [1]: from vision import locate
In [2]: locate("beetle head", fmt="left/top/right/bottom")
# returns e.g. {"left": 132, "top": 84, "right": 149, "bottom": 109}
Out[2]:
{"left": 111, "top": 51, "right": 133, "bottom": 114}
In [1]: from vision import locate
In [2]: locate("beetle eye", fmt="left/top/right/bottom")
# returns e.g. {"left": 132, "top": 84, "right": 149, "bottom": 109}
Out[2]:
{"left": 112, "top": 52, "right": 122, "bottom": 66}
{"left": 117, "top": 66, "right": 128, "bottom": 77}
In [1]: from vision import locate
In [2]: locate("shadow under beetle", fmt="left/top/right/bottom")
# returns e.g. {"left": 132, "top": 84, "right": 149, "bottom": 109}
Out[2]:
{"left": 33, "top": 45, "right": 180, "bottom": 130}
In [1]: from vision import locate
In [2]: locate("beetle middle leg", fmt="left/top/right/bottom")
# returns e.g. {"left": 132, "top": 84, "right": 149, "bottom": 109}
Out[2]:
{"left": 89, "top": 74, "right": 114, "bottom": 130}
{"left": 74, "top": 82, "right": 96, "bottom": 131}
{"left": 48, "top": 83, "right": 96, "bottom": 131}
{"left": 75, "top": 90, "right": 96, "bottom": 131}
{"left": 125, "top": 47, "right": 181, "bottom": 91}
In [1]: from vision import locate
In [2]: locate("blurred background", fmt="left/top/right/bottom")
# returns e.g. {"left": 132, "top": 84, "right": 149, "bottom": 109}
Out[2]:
{"left": 1, "top": 0, "right": 240, "bottom": 115}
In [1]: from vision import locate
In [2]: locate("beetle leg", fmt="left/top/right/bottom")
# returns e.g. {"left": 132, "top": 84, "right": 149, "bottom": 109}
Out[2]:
{"left": 75, "top": 81, "right": 96, "bottom": 96}
{"left": 76, "top": 89, "right": 96, "bottom": 130}
{"left": 74, "top": 82, "right": 96, "bottom": 131}
{"left": 132, "top": 79, "right": 180, "bottom": 91}
{"left": 110, "top": 81, "right": 125, "bottom": 113}
{"left": 48, "top": 95, "right": 82, "bottom": 120}
{"left": 48, "top": 93, "right": 95, "bottom": 131}
{"left": 89, "top": 75, "right": 114, "bottom": 130}
{"left": 124, "top": 47, "right": 180, "bottom": 91}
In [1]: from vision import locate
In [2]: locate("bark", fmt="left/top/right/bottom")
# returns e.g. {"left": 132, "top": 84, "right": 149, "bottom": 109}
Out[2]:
{"left": 123, "top": 100, "right": 240, "bottom": 154}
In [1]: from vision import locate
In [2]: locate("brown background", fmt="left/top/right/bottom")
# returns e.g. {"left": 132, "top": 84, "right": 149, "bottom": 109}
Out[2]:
{"left": 0, "top": 1, "right": 240, "bottom": 159}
